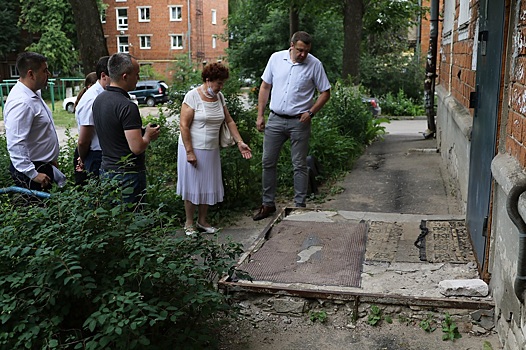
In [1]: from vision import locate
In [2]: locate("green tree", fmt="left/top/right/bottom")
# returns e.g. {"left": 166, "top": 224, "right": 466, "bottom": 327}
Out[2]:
{"left": 0, "top": 0, "right": 22, "bottom": 59}
{"left": 69, "top": 0, "right": 109, "bottom": 74}
{"left": 227, "top": 0, "right": 342, "bottom": 83}
{"left": 18, "top": 0, "right": 77, "bottom": 74}
{"left": 16, "top": 0, "right": 107, "bottom": 75}
{"left": 228, "top": 0, "right": 422, "bottom": 86}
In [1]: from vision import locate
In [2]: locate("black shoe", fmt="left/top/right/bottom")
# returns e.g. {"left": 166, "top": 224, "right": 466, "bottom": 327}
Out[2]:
{"left": 253, "top": 205, "right": 276, "bottom": 221}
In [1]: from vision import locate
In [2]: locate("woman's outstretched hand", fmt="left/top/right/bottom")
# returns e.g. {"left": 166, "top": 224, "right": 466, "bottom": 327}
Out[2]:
{"left": 238, "top": 142, "right": 252, "bottom": 159}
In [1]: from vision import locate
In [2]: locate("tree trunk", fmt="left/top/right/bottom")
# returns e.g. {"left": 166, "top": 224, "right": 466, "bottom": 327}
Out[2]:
{"left": 289, "top": 5, "right": 300, "bottom": 40}
{"left": 342, "top": 0, "right": 364, "bottom": 83}
{"left": 68, "top": 0, "right": 109, "bottom": 74}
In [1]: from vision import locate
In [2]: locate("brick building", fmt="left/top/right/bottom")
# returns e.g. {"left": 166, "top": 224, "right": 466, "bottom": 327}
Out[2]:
{"left": 102, "top": 0, "right": 229, "bottom": 80}
{"left": 435, "top": 0, "right": 526, "bottom": 347}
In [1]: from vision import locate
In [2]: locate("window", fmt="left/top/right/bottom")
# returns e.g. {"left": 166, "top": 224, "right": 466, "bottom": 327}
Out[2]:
{"left": 116, "top": 8, "right": 128, "bottom": 30}
{"left": 458, "top": 0, "right": 470, "bottom": 28}
{"left": 139, "top": 35, "right": 151, "bottom": 49}
{"left": 212, "top": 35, "right": 217, "bottom": 49}
{"left": 118, "top": 36, "right": 129, "bottom": 53}
{"left": 138, "top": 7, "right": 150, "bottom": 22}
{"left": 101, "top": 8, "right": 106, "bottom": 23}
{"left": 9, "top": 64, "right": 19, "bottom": 78}
{"left": 458, "top": 0, "right": 470, "bottom": 40}
{"left": 211, "top": 9, "right": 217, "bottom": 25}
{"left": 170, "top": 6, "right": 182, "bottom": 21}
{"left": 171, "top": 35, "right": 183, "bottom": 49}
{"left": 442, "top": 0, "right": 453, "bottom": 43}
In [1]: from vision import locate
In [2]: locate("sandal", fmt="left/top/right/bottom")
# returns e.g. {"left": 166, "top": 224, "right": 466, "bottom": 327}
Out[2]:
{"left": 184, "top": 225, "right": 198, "bottom": 236}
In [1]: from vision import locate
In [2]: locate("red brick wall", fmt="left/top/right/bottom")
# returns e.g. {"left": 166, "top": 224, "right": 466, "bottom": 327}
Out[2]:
{"left": 438, "top": 0, "right": 478, "bottom": 117}
{"left": 102, "top": 0, "right": 228, "bottom": 80}
{"left": 505, "top": 1, "right": 526, "bottom": 165}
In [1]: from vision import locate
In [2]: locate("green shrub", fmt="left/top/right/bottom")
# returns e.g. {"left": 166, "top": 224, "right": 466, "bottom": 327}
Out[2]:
{"left": 0, "top": 136, "right": 11, "bottom": 187}
{"left": 380, "top": 89, "right": 425, "bottom": 117}
{"left": 360, "top": 52, "right": 424, "bottom": 101}
{"left": 0, "top": 178, "right": 243, "bottom": 349}
{"left": 321, "top": 81, "right": 378, "bottom": 145}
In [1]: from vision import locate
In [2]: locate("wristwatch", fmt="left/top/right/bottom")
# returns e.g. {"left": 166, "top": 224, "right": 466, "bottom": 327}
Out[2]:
{"left": 308, "top": 110, "right": 315, "bottom": 118}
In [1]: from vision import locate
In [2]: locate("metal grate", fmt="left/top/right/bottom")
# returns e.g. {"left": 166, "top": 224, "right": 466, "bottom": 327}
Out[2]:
{"left": 238, "top": 220, "right": 368, "bottom": 288}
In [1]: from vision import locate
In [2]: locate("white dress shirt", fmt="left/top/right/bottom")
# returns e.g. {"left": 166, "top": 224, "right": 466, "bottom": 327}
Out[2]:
{"left": 261, "top": 49, "right": 331, "bottom": 116}
{"left": 4, "top": 81, "right": 59, "bottom": 180}
{"left": 75, "top": 81, "right": 104, "bottom": 151}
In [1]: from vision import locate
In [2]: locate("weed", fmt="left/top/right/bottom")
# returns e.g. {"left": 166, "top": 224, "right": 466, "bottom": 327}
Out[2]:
{"left": 441, "top": 313, "right": 462, "bottom": 341}
{"left": 367, "top": 305, "right": 382, "bottom": 326}
{"left": 419, "top": 314, "right": 437, "bottom": 333}
{"left": 309, "top": 310, "right": 328, "bottom": 324}
{"left": 398, "top": 314, "right": 411, "bottom": 325}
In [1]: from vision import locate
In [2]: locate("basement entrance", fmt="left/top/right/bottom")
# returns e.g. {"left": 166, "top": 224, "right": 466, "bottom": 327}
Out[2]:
{"left": 219, "top": 208, "right": 492, "bottom": 310}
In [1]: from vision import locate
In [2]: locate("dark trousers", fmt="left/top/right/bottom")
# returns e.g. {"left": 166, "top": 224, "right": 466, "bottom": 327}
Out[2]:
{"left": 73, "top": 149, "right": 102, "bottom": 186}
{"left": 9, "top": 161, "right": 54, "bottom": 191}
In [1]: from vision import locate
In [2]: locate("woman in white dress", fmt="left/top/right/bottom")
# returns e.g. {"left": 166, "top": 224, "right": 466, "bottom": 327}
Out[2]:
{"left": 177, "top": 63, "right": 252, "bottom": 235}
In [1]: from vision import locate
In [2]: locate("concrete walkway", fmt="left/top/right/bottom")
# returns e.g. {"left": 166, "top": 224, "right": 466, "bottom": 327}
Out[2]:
{"left": 218, "top": 119, "right": 501, "bottom": 350}
{"left": 220, "top": 119, "right": 478, "bottom": 300}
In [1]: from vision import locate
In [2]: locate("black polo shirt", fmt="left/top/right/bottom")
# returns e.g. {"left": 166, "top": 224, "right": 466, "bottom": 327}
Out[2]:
{"left": 92, "top": 86, "right": 145, "bottom": 171}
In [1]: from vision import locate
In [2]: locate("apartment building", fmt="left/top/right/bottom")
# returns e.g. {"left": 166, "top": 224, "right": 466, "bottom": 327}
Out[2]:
{"left": 102, "top": 0, "right": 228, "bottom": 79}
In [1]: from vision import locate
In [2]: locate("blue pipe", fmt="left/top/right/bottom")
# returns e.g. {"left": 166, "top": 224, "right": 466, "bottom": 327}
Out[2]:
{"left": 0, "top": 186, "right": 51, "bottom": 199}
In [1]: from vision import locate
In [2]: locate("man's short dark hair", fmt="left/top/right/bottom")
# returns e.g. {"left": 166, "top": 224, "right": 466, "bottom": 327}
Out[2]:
{"left": 291, "top": 31, "right": 312, "bottom": 46}
{"left": 108, "top": 53, "right": 134, "bottom": 81}
{"left": 96, "top": 56, "right": 110, "bottom": 80}
{"left": 16, "top": 52, "right": 47, "bottom": 78}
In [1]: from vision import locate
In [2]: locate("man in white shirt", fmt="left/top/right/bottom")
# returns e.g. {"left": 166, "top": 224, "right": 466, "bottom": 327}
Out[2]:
{"left": 4, "top": 52, "right": 59, "bottom": 191}
{"left": 74, "top": 56, "right": 110, "bottom": 185}
{"left": 253, "top": 31, "right": 331, "bottom": 220}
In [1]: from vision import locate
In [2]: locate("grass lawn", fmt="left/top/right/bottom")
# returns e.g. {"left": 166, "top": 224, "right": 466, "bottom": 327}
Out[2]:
{"left": 47, "top": 101, "right": 77, "bottom": 128}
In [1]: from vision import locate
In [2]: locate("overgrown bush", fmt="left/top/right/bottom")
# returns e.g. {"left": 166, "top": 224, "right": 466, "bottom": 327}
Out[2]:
{"left": 321, "top": 81, "right": 383, "bottom": 145}
{"left": 379, "top": 89, "right": 425, "bottom": 117}
{"left": 0, "top": 178, "right": 243, "bottom": 349}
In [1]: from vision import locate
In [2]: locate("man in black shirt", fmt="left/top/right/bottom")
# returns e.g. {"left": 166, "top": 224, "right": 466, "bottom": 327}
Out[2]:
{"left": 93, "top": 53, "right": 160, "bottom": 204}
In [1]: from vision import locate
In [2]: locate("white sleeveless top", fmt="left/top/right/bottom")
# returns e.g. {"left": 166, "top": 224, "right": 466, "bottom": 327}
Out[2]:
{"left": 179, "top": 88, "right": 226, "bottom": 149}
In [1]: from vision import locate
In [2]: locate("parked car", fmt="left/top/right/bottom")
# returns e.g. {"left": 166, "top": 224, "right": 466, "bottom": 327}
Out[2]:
{"left": 362, "top": 96, "right": 382, "bottom": 117}
{"left": 62, "top": 96, "right": 77, "bottom": 113}
{"left": 63, "top": 94, "right": 138, "bottom": 113}
{"left": 128, "top": 80, "right": 169, "bottom": 107}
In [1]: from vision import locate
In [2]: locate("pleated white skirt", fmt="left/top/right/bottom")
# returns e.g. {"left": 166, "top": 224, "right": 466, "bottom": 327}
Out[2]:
{"left": 176, "top": 142, "right": 224, "bottom": 205}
